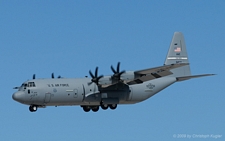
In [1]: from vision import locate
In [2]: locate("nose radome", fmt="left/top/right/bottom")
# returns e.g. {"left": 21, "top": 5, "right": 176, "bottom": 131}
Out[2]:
{"left": 12, "top": 91, "right": 25, "bottom": 102}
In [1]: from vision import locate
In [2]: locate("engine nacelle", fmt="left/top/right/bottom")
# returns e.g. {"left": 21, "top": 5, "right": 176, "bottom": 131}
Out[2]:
{"left": 98, "top": 71, "right": 135, "bottom": 85}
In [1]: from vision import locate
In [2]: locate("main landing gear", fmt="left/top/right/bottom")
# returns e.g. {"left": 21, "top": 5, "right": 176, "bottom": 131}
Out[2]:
{"left": 109, "top": 104, "right": 117, "bottom": 110}
{"left": 82, "top": 106, "right": 100, "bottom": 112}
{"left": 82, "top": 103, "right": 117, "bottom": 112}
{"left": 29, "top": 105, "right": 38, "bottom": 112}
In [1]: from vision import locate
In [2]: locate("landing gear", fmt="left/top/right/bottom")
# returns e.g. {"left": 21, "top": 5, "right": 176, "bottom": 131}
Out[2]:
{"left": 81, "top": 104, "right": 117, "bottom": 112}
{"left": 29, "top": 105, "right": 37, "bottom": 112}
{"left": 83, "top": 106, "right": 91, "bottom": 112}
{"left": 100, "top": 101, "right": 109, "bottom": 110}
{"left": 100, "top": 104, "right": 108, "bottom": 110}
{"left": 109, "top": 104, "right": 117, "bottom": 110}
{"left": 91, "top": 106, "right": 99, "bottom": 112}
{"left": 82, "top": 106, "right": 100, "bottom": 112}
{"left": 100, "top": 101, "right": 117, "bottom": 110}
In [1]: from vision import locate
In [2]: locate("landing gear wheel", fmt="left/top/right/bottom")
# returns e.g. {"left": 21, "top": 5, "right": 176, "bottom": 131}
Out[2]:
{"left": 109, "top": 104, "right": 117, "bottom": 110}
{"left": 100, "top": 104, "right": 108, "bottom": 110}
{"left": 83, "top": 106, "right": 91, "bottom": 112}
{"left": 91, "top": 106, "right": 99, "bottom": 112}
{"left": 29, "top": 105, "right": 37, "bottom": 112}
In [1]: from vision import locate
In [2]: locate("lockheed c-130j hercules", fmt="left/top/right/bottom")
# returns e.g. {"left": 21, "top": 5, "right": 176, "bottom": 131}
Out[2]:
{"left": 12, "top": 32, "right": 214, "bottom": 112}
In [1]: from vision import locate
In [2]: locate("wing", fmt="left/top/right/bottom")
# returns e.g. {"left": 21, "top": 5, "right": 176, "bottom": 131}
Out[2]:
{"left": 127, "top": 63, "right": 189, "bottom": 85}
{"left": 87, "top": 63, "right": 189, "bottom": 98}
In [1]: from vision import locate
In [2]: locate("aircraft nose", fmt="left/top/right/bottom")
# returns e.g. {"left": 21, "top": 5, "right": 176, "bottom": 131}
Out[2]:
{"left": 12, "top": 91, "right": 25, "bottom": 102}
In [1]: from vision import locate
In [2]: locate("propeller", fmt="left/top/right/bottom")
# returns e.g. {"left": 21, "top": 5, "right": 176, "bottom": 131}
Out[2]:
{"left": 111, "top": 62, "right": 125, "bottom": 81}
{"left": 88, "top": 67, "right": 103, "bottom": 86}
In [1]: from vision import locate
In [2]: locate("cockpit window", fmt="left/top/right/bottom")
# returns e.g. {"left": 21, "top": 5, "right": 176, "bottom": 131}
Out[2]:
{"left": 19, "top": 83, "right": 27, "bottom": 90}
{"left": 28, "top": 82, "right": 36, "bottom": 87}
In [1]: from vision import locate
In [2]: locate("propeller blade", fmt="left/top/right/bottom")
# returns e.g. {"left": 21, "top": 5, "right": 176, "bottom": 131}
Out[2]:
{"left": 111, "top": 65, "right": 117, "bottom": 74}
{"left": 97, "top": 75, "right": 104, "bottom": 81}
{"left": 111, "top": 62, "right": 125, "bottom": 81}
{"left": 89, "top": 70, "right": 95, "bottom": 78}
{"left": 117, "top": 62, "right": 120, "bottom": 73}
{"left": 89, "top": 67, "right": 103, "bottom": 86}
{"left": 119, "top": 70, "right": 126, "bottom": 76}
{"left": 95, "top": 67, "right": 98, "bottom": 77}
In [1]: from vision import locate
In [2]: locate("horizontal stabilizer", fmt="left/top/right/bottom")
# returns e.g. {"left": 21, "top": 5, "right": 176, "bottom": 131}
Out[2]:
{"left": 176, "top": 74, "right": 215, "bottom": 81}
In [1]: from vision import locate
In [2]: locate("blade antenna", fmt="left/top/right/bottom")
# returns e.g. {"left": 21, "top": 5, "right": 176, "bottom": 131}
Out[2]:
{"left": 33, "top": 74, "right": 36, "bottom": 79}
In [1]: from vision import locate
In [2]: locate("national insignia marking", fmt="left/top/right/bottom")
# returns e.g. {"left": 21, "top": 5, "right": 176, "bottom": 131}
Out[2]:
{"left": 146, "top": 83, "right": 155, "bottom": 89}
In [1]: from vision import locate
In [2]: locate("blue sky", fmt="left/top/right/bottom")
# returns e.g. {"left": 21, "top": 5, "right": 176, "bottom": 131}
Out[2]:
{"left": 0, "top": 1, "right": 224, "bottom": 140}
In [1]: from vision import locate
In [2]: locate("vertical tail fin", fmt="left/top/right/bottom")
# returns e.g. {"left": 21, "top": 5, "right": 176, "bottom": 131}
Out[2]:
{"left": 164, "top": 32, "right": 191, "bottom": 77}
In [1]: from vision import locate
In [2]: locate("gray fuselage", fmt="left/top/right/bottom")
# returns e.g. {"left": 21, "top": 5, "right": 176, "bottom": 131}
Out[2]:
{"left": 12, "top": 76, "right": 176, "bottom": 107}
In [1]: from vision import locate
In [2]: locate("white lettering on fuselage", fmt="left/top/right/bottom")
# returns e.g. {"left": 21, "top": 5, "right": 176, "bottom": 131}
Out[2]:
{"left": 47, "top": 84, "right": 69, "bottom": 87}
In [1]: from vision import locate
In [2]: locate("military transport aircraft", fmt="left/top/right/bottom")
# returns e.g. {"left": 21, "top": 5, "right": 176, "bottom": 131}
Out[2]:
{"left": 12, "top": 32, "right": 214, "bottom": 112}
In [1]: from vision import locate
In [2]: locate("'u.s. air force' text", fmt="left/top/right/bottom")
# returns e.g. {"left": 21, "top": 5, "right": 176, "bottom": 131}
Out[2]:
{"left": 47, "top": 84, "right": 69, "bottom": 87}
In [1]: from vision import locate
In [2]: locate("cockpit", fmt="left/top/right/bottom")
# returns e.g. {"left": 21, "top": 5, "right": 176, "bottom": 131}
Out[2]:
{"left": 19, "top": 82, "right": 36, "bottom": 90}
{"left": 28, "top": 82, "right": 35, "bottom": 87}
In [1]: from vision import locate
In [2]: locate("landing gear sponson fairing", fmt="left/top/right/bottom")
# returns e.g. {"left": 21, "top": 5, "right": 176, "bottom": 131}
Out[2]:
{"left": 12, "top": 32, "right": 214, "bottom": 112}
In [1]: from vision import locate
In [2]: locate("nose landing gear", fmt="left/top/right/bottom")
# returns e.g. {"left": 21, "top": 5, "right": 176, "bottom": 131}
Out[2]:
{"left": 29, "top": 105, "right": 38, "bottom": 112}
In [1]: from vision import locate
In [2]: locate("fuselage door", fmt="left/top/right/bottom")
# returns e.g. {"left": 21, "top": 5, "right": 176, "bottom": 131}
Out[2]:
{"left": 44, "top": 93, "right": 51, "bottom": 103}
